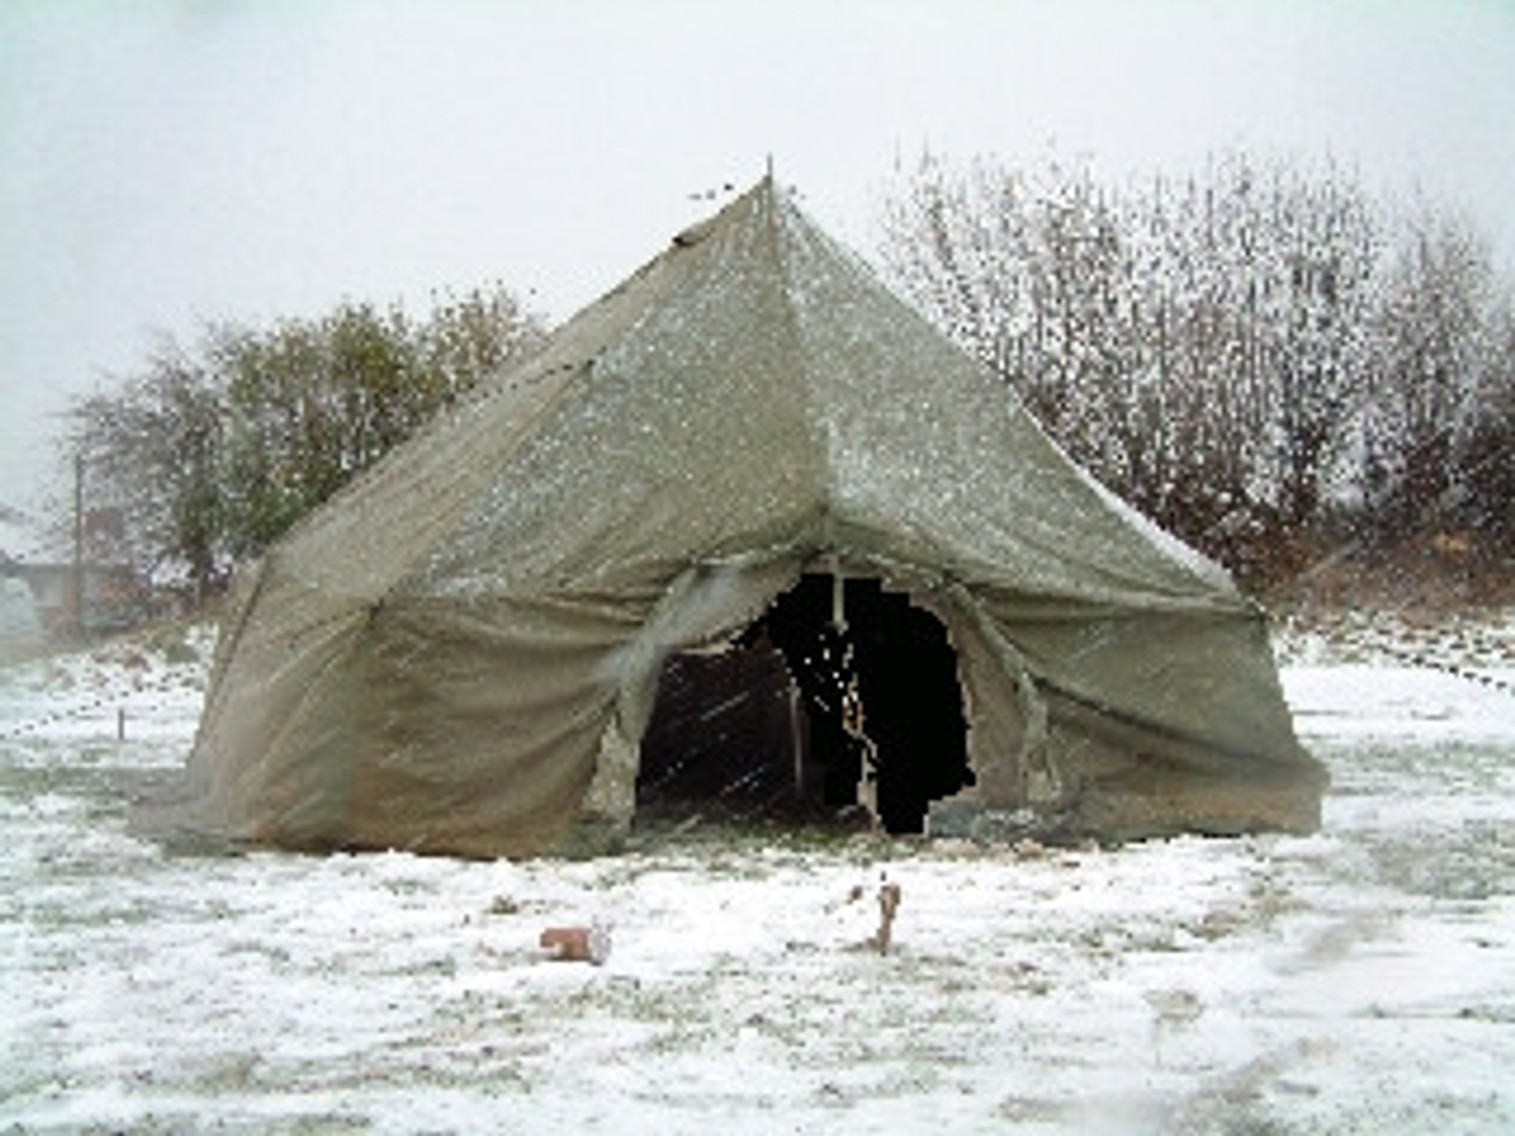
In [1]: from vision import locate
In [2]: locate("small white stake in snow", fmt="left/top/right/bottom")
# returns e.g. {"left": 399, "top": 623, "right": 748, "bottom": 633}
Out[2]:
{"left": 1145, "top": 988, "right": 1203, "bottom": 1067}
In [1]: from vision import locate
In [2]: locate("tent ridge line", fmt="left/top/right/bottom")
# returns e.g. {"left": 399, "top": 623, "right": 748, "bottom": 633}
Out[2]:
{"left": 760, "top": 177, "right": 839, "bottom": 515}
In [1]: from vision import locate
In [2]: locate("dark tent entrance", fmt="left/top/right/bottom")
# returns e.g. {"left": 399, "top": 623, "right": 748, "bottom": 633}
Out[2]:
{"left": 636, "top": 574, "right": 974, "bottom": 834}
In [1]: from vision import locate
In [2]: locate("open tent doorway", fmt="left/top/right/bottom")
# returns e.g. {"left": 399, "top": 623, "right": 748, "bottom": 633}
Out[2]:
{"left": 636, "top": 573, "right": 974, "bottom": 834}
{"left": 635, "top": 637, "right": 808, "bottom": 823}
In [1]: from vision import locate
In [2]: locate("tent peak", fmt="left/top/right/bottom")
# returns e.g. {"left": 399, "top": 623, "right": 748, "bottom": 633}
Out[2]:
{"left": 671, "top": 170, "right": 785, "bottom": 249}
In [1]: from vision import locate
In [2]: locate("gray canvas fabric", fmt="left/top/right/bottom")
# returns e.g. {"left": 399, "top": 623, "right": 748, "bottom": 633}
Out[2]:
{"left": 171, "top": 178, "right": 1323, "bottom": 858}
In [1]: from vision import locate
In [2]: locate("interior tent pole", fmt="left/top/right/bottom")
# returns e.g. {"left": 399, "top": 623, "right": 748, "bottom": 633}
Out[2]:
{"left": 827, "top": 556, "right": 881, "bottom": 830}
{"left": 789, "top": 682, "right": 805, "bottom": 802}
{"left": 829, "top": 554, "right": 846, "bottom": 633}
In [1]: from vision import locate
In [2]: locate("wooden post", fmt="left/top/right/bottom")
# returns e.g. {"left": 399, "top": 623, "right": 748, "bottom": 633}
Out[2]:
{"left": 874, "top": 881, "right": 902, "bottom": 954}
{"left": 788, "top": 681, "right": 805, "bottom": 801}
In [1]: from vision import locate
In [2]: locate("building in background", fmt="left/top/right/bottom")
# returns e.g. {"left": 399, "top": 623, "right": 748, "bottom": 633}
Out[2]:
{"left": 0, "top": 504, "right": 152, "bottom": 645}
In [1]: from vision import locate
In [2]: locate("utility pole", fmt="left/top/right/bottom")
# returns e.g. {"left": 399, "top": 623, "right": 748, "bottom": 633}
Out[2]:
{"left": 72, "top": 448, "right": 85, "bottom": 639}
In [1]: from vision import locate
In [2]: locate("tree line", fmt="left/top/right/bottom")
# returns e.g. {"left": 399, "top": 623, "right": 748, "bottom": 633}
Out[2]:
{"left": 67, "top": 285, "right": 544, "bottom": 599}
{"left": 880, "top": 152, "right": 1514, "bottom": 585}
{"left": 67, "top": 155, "right": 1511, "bottom": 601}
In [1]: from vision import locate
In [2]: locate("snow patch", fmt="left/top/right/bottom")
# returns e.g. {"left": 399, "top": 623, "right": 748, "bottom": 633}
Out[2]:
{"left": 3, "top": 618, "right": 1513, "bottom": 1132}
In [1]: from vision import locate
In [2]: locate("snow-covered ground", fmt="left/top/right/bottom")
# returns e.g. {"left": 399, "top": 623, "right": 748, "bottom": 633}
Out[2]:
{"left": 2, "top": 613, "right": 1512, "bottom": 1134}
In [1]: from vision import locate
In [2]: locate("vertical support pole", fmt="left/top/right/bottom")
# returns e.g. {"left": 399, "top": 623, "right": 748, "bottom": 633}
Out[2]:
{"left": 789, "top": 682, "right": 804, "bottom": 802}
{"left": 829, "top": 558, "right": 846, "bottom": 633}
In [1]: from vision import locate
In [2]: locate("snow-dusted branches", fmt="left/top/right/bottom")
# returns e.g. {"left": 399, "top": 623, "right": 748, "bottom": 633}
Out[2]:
{"left": 881, "top": 150, "right": 1511, "bottom": 584}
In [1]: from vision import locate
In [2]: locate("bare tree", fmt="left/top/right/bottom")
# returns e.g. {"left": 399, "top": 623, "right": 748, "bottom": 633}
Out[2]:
{"left": 1359, "top": 210, "right": 1501, "bottom": 549}
{"left": 71, "top": 339, "right": 228, "bottom": 599}
{"left": 1454, "top": 297, "right": 1515, "bottom": 548}
{"left": 881, "top": 151, "right": 1393, "bottom": 583}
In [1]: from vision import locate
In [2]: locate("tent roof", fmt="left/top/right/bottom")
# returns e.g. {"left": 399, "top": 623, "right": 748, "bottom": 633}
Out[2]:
{"left": 277, "top": 176, "right": 1236, "bottom": 614}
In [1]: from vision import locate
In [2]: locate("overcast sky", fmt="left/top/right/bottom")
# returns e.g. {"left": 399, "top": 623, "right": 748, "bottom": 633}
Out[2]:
{"left": 3, "top": 0, "right": 1512, "bottom": 515}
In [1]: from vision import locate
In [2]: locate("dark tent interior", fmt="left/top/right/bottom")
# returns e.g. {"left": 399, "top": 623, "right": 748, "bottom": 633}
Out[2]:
{"left": 637, "top": 574, "right": 974, "bottom": 834}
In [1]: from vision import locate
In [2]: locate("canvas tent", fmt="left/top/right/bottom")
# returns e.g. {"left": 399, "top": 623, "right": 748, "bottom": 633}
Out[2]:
{"left": 170, "top": 176, "right": 1323, "bottom": 858}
